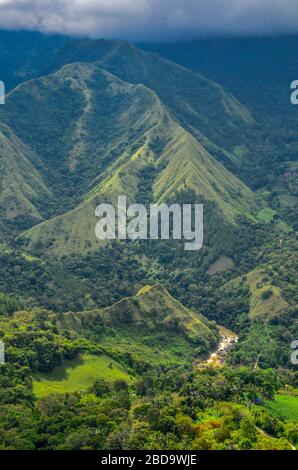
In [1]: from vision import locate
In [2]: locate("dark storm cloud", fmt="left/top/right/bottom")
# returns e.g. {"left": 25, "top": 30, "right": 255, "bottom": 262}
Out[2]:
{"left": 0, "top": 0, "right": 297, "bottom": 40}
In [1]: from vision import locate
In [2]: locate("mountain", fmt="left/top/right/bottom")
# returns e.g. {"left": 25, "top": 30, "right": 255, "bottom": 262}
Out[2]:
{"left": 141, "top": 36, "right": 298, "bottom": 121}
{"left": 11, "top": 67, "right": 256, "bottom": 255}
{"left": 0, "top": 32, "right": 297, "bottom": 452}
{"left": 142, "top": 37, "right": 298, "bottom": 202}
{"left": 45, "top": 39, "right": 255, "bottom": 157}
{"left": 55, "top": 283, "right": 219, "bottom": 352}
{"left": 0, "top": 283, "right": 219, "bottom": 371}
{"left": 0, "top": 43, "right": 259, "bottom": 256}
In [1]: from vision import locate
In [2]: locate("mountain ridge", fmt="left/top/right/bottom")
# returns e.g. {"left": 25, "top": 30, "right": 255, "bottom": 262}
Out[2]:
{"left": 53, "top": 282, "right": 219, "bottom": 350}
{"left": 0, "top": 55, "right": 260, "bottom": 254}
{"left": 11, "top": 62, "right": 258, "bottom": 255}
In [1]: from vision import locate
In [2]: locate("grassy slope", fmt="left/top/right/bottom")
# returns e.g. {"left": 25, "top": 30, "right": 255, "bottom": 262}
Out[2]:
{"left": 133, "top": 284, "right": 215, "bottom": 343}
{"left": 0, "top": 63, "right": 159, "bottom": 198}
{"left": 257, "top": 208, "right": 276, "bottom": 223}
{"left": 33, "top": 353, "right": 133, "bottom": 398}
{"left": 55, "top": 284, "right": 219, "bottom": 365}
{"left": 265, "top": 395, "right": 298, "bottom": 421}
{"left": 12, "top": 63, "right": 257, "bottom": 256}
{"left": 0, "top": 284, "right": 218, "bottom": 397}
{"left": 245, "top": 269, "right": 289, "bottom": 320}
{"left": 153, "top": 125, "right": 256, "bottom": 217}
{"left": 207, "top": 256, "right": 234, "bottom": 275}
{"left": 223, "top": 267, "right": 289, "bottom": 321}
{"left": 0, "top": 123, "right": 52, "bottom": 230}
{"left": 26, "top": 284, "right": 219, "bottom": 398}
{"left": 48, "top": 39, "right": 254, "bottom": 153}
{"left": 0, "top": 39, "right": 261, "bottom": 254}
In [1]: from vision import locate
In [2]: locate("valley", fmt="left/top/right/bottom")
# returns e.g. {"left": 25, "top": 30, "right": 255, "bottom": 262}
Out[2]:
{"left": 0, "top": 32, "right": 297, "bottom": 451}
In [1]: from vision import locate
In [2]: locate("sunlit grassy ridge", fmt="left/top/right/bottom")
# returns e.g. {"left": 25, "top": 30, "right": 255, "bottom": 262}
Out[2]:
{"left": 0, "top": 283, "right": 219, "bottom": 399}
{"left": 0, "top": 40, "right": 260, "bottom": 254}
{"left": 8, "top": 64, "right": 258, "bottom": 256}
{"left": 54, "top": 284, "right": 219, "bottom": 366}
{"left": 49, "top": 39, "right": 254, "bottom": 147}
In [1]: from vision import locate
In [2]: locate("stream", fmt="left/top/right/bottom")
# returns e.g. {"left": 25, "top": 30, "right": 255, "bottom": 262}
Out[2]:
{"left": 197, "top": 326, "right": 238, "bottom": 368}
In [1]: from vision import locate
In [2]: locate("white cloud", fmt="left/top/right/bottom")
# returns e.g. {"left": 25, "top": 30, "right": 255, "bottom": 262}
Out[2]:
{"left": 0, "top": 0, "right": 297, "bottom": 40}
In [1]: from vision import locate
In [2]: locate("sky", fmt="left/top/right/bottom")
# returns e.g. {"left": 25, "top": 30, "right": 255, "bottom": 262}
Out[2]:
{"left": 0, "top": 0, "right": 298, "bottom": 41}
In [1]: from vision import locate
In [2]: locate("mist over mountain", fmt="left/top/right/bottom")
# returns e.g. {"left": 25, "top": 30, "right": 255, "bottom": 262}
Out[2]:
{"left": 0, "top": 0, "right": 298, "bottom": 40}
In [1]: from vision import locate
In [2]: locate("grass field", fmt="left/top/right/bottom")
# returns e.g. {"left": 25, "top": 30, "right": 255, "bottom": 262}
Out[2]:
{"left": 265, "top": 395, "right": 298, "bottom": 421}
{"left": 257, "top": 208, "right": 276, "bottom": 223}
{"left": 207, "top": 256, "right": 234, "bottom": 275}
{"left": 33, "top": 353, "right": 133, "bottom": 398}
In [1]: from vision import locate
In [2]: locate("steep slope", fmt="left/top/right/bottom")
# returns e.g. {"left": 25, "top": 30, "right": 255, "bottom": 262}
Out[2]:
{"left": 47, "top": 39, "right": 254, "bottom": 157}
{"left": 224, "top": 268, "right": 289, "bottom": 322}
{"left": 55, "top": 283, "right": 219, "bottom": 355}
{"left": 142, "top": 37, "right": 298, "bottom": 206}
{"left": 0, "top": 123, "right": 52, "bottom": 234}
{"left": 153, "top": 125, "right": 256, "bottom": 218}
{"left": 15, "top": 63, "right": 257, "bottom": 256}
{"left": 0, "top": 62, "right": 165, "bottom": 208}
{"left": 0, "top": 284, "right": 219, "bottom": 370}
{"left": 220, "top": 233, "right": 297, "bottom": 323}
{"left": 0, "top": 39, "right": 261, "bottom": 256}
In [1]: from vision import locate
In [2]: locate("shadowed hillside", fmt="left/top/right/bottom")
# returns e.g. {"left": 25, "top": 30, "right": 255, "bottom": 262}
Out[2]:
{"left": 6, "top": 62, "right": 257, "bottom": 255}
{"left": 0, "top": 47, "right": 260, "bottom": 254}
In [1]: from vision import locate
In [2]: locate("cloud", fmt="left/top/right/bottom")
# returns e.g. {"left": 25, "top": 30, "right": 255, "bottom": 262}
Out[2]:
{"left": 0, "top": 0, "right": 297, "bottom": 41}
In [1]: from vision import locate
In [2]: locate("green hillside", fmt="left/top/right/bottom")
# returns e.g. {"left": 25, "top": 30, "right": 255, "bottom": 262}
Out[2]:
{"left": 0, "top": 40, "right": 260, "bottom": 247}
{"left": 219, "top": 229, "right": 297, "bottom": 323}
{"left": 210, "top": 234, "right": 298, "bottom": 369}
{"left": 0, "top": 123, "right": 52, "bottom": 235}
{"left": 55, "top": 284, "right": 219, "bottom": 360}
{"left": 33, "top": 353, "right": 133, "bottom": 398}
{"left": 0, "top": 32, "right": 297, "bottom": 452}
{"left": 265, "top": 395, "right": 298, "bottom": 422}
{"left": 0, "top": 61, "right": 257, "bottom": 255}
{"left": 226, "top": 268, "right": 289, "bottom": 321}
{"left": 0, "top": 283, "right": 219, "bottom": 387}
{"left": 1, "top": 63, "right": 160, "bottom": 202}
{"left": 48, "top": 39, "right": 254, "bottom": 153}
